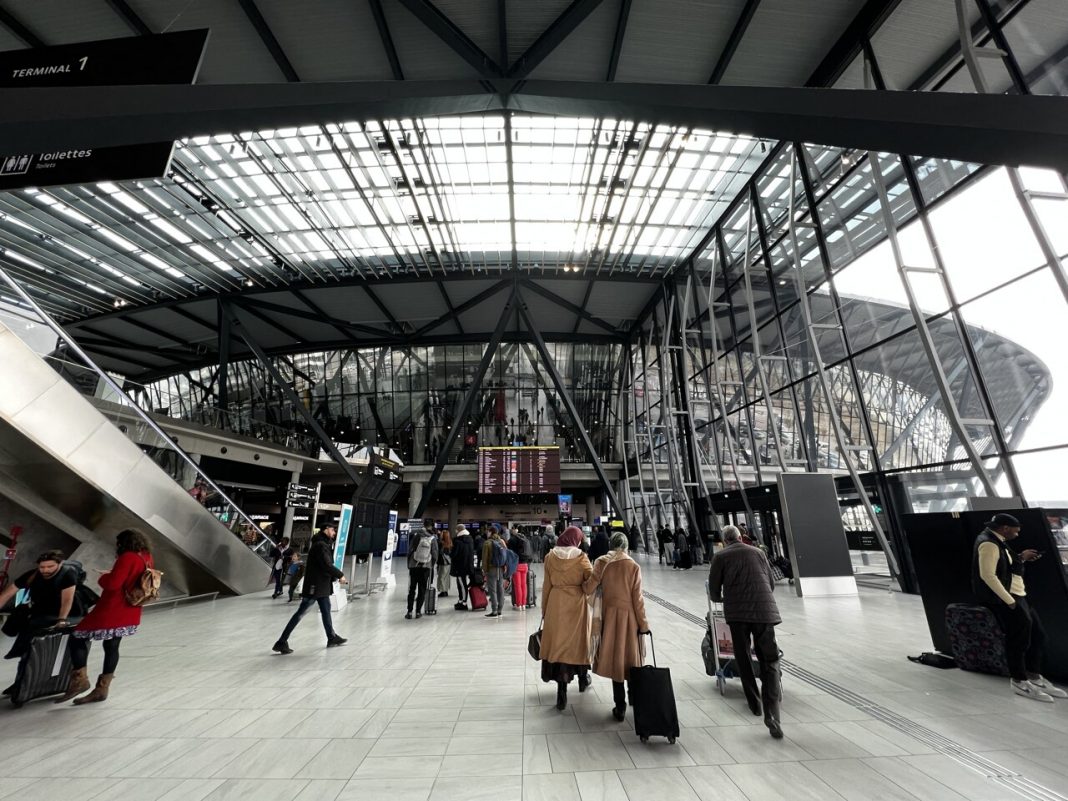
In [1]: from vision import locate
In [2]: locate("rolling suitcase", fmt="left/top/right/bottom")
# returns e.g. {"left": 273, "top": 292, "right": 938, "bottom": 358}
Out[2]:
{"left": 10, "top": 628, "right": 77, "bottom": 708}
{"left": 468, "top": 585, "right": 488, "bottom": 611}
{"left": 628, "top": 632, "right": 680, "bottom": 744}
{"left": 945, "top": 603, "right": 1009, "bottom": 676}
{"left": 676, "top": 549, "right": 693, "bottom": 570}
{"left": 424, "top": 564, "right": 437, "bottom": 616}
{"left": 526, "top": 569, "right": 537, "bottom": 609}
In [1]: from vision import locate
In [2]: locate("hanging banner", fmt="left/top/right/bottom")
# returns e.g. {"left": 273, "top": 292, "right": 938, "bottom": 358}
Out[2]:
{"left": 379, "top": 509, "right": 399, "bottom": 584}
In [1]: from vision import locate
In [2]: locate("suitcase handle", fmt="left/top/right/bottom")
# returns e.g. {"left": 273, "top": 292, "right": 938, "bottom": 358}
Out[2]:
{"left": 638, "top": 630, "right": 656, "bottom": 667}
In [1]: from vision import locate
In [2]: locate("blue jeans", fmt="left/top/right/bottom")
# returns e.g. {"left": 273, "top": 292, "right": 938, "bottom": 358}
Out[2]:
{"left": 279, "top": 596, "right": 335, "bottom": 642}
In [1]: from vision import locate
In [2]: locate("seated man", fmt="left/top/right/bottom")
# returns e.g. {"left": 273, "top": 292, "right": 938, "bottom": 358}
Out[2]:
{"left": 0, "top": 550, "right": 77, "bottom": 661}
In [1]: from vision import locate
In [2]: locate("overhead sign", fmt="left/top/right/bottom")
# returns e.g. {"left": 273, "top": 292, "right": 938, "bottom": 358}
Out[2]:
{"left": 0, "top": 30, "right": 208, "bottom": 191}
{"left": 0, "top": 142, "right": 176, "bottom": 192}
{"left": 285, "top": 482, "right": 318, "bottom": 510}
{"left": 0, "top": 29, "right": 209, "bottom": 87}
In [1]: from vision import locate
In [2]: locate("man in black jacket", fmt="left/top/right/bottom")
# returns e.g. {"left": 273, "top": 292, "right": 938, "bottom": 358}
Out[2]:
{"left": 709, "top": 525, "right": 783, "bottom": 738}
{"left": 272, "top": 525, "right": 347, "bottom": 654}
{"left": 973, "top": 513, "right": 1065, "bottom": 702}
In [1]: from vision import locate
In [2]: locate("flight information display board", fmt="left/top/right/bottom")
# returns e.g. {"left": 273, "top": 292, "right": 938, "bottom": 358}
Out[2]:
{"left": 478, "top": 446, "right": 561, "bottom": 494}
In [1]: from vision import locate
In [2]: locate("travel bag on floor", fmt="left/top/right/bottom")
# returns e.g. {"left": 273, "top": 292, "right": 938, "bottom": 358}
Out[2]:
{"left": 676, "top": 549, "right": 693, "bottom": 570}
{"left": 945, "top": 603, "right": 1009, "bottom": 676}
{"left": 424, "top": 564, "right": 437, "bottom": 616}
{"left": 468, "top": 585, "right": 488, "bottom": 611}
{"left": 10, "top": 628, "right": 77, "bottom": 708}
{"left": 526, "top": 570, "right": 537, "bottom": 609}
{"left": 628, "top": 632, "right": 680, "bottom": 744}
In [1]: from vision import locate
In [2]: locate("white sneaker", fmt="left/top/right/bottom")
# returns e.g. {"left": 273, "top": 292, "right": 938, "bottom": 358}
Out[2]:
{"left": 1028, "top": 676, "right": 1068, "bottom": 699}
{"left": 1012, "top": 679, "right": 1054, "bottom": 703}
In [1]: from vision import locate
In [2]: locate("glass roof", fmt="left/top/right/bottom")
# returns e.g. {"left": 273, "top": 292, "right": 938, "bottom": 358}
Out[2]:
{"left": 0, "top": 115, "right": 764, "bottom": 321}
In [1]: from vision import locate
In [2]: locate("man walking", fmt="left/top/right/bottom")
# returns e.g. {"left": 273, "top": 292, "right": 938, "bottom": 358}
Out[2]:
{"left": 973, "top": 513, "right": 1065, "bottom": 702}
{"left": 272, "top": 525, "right": 347, "bottom": 654}
{"left": 406, "top": 521, "right": 438, "bottom": 619}
{"left": 708, "top": 525, "right": 784, "bottom": 739}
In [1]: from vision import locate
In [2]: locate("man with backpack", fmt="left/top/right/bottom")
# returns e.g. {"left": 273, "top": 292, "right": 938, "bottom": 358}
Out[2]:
{"left": 481, "top": 527, "right": 508, "bottom": 618}
{"left": 405, "top": 522, "right": 438, "bottom": 620}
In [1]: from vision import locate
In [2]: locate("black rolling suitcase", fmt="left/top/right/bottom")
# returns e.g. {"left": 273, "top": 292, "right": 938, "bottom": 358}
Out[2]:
{"left": 424, "top": 564, "right": 438, "bottom": 616}
{"left": 10, "top": 628, "right": 76, "bottom": 708}
{"left": 628, "top": 632, "right": 680, "bottom": 744}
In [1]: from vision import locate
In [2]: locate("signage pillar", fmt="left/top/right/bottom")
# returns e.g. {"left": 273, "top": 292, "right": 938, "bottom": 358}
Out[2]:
{"left": 331, "top": 503, "right": 353, "bottom": 612}
{"left": 281, "top": 469, "right": 301, "bottom": 540}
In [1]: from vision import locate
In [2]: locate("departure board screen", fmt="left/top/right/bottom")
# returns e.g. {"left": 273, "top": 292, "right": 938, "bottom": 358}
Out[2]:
{"left": 478, "top": 446, "right": 561, "bottom": 494}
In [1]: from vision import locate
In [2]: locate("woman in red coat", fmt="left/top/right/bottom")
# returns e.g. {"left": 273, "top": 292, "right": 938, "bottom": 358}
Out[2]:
{"left": 56, "top": 529, "right": 154, "bottom": 704}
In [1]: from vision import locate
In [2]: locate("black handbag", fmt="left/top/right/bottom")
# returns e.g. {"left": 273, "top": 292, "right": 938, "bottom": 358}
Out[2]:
{"left": 528, "top": 628, "right": 542, "bottom": 661}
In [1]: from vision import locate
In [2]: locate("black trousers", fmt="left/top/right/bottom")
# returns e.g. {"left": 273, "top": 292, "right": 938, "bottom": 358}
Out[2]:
{"left": 70, "top": 636, "right": 122, "bottom": 674}
{"left": 990, "top": 596, "right": 1046, "bottom": 682}
{"left": 728, "top": 621, "right": 782, "bottom": 723}
{"left": 407, "top": 567, "right": 430, "bottom": 613}
{"left": 613, "top": 680, "right": 626, "bottom": 708}
{"left": 454, "top": 575, "right": 469, "bottom": 603}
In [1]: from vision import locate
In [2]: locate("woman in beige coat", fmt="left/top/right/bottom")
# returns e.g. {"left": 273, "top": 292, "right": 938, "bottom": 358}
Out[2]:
{"left": 585, "top": 531, "right": 650, "bottom": 721}
{"left": 540, "top": 525, "right": 593, "bottom": 711}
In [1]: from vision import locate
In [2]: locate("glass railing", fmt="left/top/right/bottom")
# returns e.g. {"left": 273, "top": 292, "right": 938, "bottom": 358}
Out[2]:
{"left": 43, "top": 356, "right": 319, "bottom": 456}
{"left": 0, "top": 274, "right": 274, "bottom": 562}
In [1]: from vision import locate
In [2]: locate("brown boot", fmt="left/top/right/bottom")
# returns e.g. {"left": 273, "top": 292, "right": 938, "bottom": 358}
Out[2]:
{"left": 53, "top": 667, "right": 90, "bottom": 703}
{"left": 72, "top": 673, "right": 113, "bottom": 705}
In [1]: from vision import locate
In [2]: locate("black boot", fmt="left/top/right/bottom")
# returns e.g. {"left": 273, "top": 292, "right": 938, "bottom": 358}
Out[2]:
{"left": 327, "top": 634, "right": 347, "bottom": 648}
{"left": 272, "top": 640, "right": 293, "bottom": 655}
{"left": 556, "top": 683, "right": 567, "bottom": 711}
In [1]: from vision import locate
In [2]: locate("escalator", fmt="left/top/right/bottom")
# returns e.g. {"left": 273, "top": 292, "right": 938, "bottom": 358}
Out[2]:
{"left": 0, "top": 320, "right": 269, "bottom": 596}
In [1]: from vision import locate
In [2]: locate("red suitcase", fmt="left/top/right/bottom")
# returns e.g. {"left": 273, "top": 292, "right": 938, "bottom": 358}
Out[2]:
{"left": 468, "top": 585, "right": 488, "bottom": 611}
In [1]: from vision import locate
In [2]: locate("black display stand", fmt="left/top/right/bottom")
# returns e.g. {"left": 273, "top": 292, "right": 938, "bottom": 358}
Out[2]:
{"left": 903, "top": 508, "right": 1068, "bottom": 681}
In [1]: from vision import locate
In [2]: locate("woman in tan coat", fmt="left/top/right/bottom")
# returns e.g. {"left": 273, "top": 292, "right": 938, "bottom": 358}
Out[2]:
{"left": 585, "top": 531, "right": 650, "bottom": 721}
{"left": 540, "top": 525, "right": 593, "bottom": 710}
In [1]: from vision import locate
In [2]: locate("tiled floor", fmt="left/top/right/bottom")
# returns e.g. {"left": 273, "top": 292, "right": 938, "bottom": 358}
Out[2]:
{"left": 2, "top": 553, "right": 1067, "bottom": 801}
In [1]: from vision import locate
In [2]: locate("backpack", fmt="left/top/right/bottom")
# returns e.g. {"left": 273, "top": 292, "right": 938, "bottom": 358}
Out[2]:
{"left": 490, "top": 540, "right": 508, "bottom": 568}
{"left": 124, "top": 555, "right": 163, "bottom": 607}
{"left": 503, "top": 548, "right": 519, "bottom": 579}
{"left": 412, "top": 535, "right": 434, "bottom": 566}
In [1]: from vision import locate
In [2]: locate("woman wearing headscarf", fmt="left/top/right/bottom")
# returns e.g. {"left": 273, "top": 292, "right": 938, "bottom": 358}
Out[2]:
{"left": 584, "top": 531, "right": 650, "bottom": 721}
{"left": 540, "top": 525, "right": 593, "bottom": 711}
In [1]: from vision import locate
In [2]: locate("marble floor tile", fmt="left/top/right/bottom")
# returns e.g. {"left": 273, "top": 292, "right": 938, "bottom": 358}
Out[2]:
{"left": 200, "top": 779, "right": 311, "bottom": 801}
{"left": 573, "top": 770, "right": 628, "bottom": 801}
{"left": 677, "top": 766, "right": 749, "bottom": 801}
{"left": 805, "top": 758, "right": 924, "bottom": 801}
{"left": 724, "top": 761, "right": 848, "bottom": 801}
{"left": 546, "top": 732, "right": 635, "bottom": 773}
{"left": 354, "top": 756, "right": 443, "bottom": 779}
{"left": 429, "top": 775, "right": 523, "bottom": 801}
{"left": 337, "top": 778, "right": 436, "bottom": 801}
{"left": 523, "top": 772, "right": 581, "bottom": 801}
{"left": 296, "top": 738, "right": 374, "bottom": 780}
{"left": 617, "top": 767, "right": 702, "bottom": 801}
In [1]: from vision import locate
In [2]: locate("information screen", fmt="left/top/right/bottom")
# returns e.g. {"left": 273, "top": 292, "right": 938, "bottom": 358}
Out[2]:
{"left": 478, "top": 446, "right": 561, "bottom": 494}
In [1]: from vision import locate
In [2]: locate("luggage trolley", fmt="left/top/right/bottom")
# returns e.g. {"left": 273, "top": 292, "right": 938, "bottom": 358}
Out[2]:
{"left": 704, "top": 579, "right": 748, "bottom": 696}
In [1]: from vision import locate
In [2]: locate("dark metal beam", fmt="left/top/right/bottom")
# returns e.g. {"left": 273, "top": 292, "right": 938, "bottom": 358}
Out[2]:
{"left": 7, "top": 80, "right": 1068, "bottom": 173}
{"left": 217, "top": 299, "right": 231, "bottom": 407}
{"left": 708, "top": 0, "right": 760, "bottom": 84}
{"left": 408, "top": 278, "right": 511, "bottom": 339}
{"left": 520, "top": 278, "right": 619, "bottom": 334}
{"left": 0, "top": 6, "right": 44, "bottom": 47}
{"left": 398, "top": 0, "right": 503, "bottom": 79}
{"left": 237, "top": 0, "right": 301, "bottom": 83}
{"left": 104, "top": 0, "right": 153, "bottom": 36}
{"left": 434, "top": 279, "right": 463, "bottom": 335}
{"left": 497, "top": 0, "right": 508, "bottom": 74}
{"left": 805, "top": 0, "right": 904, "bottom": 87}
{"left": 974, "top": 0, "right": 1029, "bottom": 95}
{"left": 235, "top": 299, "right": 303, "bottom": 343}
{"left": 363, "top": 285, "right": 401, "bottom": 332}
{"left": 228, "top": 305, "right": 362, "bottom": 484}
{"left": 368, "top": 0, "right": 405, "bottom": 80}
{"left": 240, "top": 295, "right": 390, "bottom": 338}
{"left": 516, "top": 288, "right": 622, "bottom": 517}
{"left": 508, "top": 0, "right": 605, "bottom": 79}
{"left": 605, "top": 0, "right": 632, "bottom": 81}
{"left": 413, "top": 284, "right": 517, "bottom": 518}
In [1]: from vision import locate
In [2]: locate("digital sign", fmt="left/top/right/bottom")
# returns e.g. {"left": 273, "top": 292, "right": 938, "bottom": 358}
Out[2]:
{"left": 478, "top": 446, "right": 561, "bottom": 494}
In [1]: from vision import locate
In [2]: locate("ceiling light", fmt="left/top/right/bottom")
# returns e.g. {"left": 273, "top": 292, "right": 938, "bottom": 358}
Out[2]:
{"left": 244, "top": 278, "right": 255, "bottom": 287}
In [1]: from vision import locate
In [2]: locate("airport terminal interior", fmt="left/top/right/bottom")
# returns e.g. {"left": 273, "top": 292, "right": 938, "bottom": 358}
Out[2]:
{"left": 0, "top": 0, "right": 1067, "bottom": 799}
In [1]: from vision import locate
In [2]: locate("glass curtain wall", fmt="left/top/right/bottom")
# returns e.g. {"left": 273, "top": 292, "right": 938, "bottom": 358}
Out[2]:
{"left": 157, "top": 341, "right": 622, "bottom": 466}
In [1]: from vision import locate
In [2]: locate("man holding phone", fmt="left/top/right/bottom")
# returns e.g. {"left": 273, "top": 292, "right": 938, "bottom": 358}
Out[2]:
{"left": 973, "top": 513, "right": 1065, "bottom": 702}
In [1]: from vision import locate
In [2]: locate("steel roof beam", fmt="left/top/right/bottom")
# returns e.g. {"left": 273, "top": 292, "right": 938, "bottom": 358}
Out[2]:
{"left": 237, "top": 0, "right": 301, "bottom": 83}
{"left": 0, "top": 5, "right": 44, "bottom": 47}
{"left": 104, "top": 0, "right": 153, "bottom": 36}
{"left": 805, "top": 0, "right": 904, "bottom": 88}
{"left": 4, "top": 81, "right": 1067, "bottom": 173}
{"left": 398, "top": 0, "right": 503, "bottom": 79}
{"left": 708, "top": 0, "right": 760, "bottom": 85}
{"left": 368, "top": 0, "right": 405, "bottom": 81}
{"left": 605, "top": 0, "right": 632, "bottom": 81}
{"left": 507, "top": 0, "right": 605, "bottom": 79}
{"left": 520, "top": 277, "right": 619, "bottom": 334}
